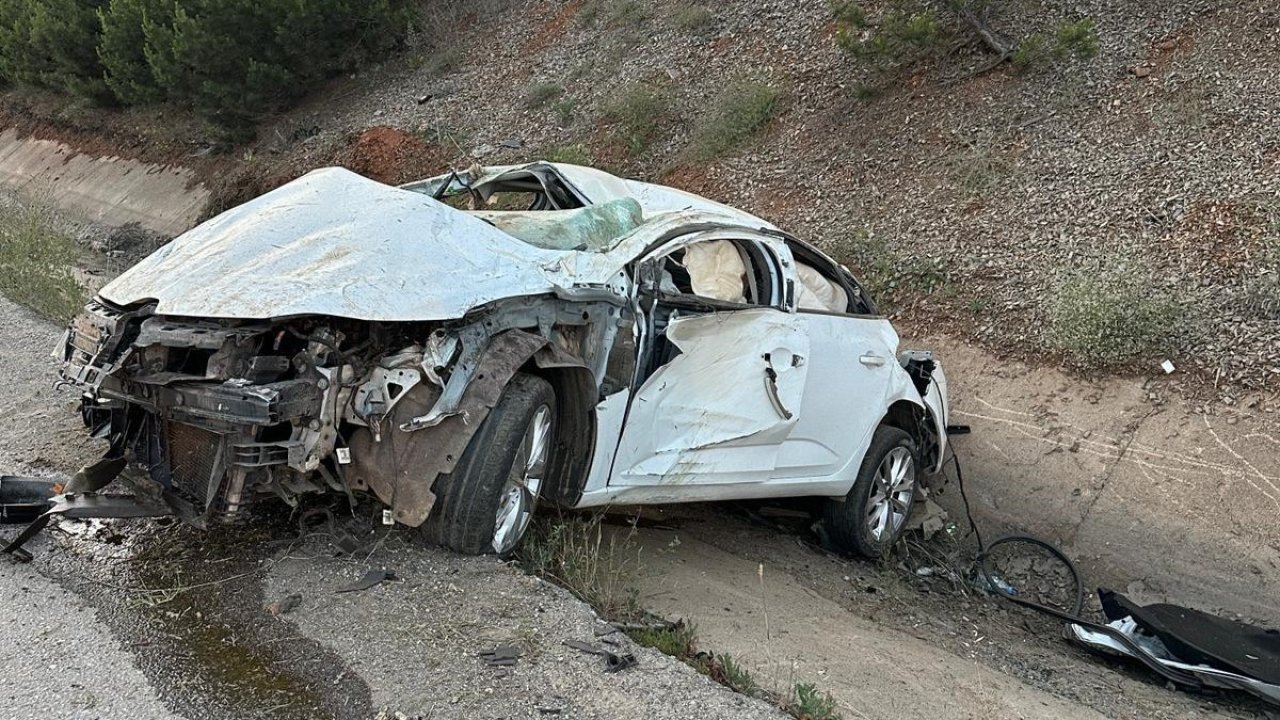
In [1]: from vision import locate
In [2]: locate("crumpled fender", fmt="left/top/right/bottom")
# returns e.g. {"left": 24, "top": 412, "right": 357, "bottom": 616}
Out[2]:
{"left": 921, "top": 361, "right": 949, "bottom": 473}
{"left": 346, "top": 329, "right": 548, "bottom": 527}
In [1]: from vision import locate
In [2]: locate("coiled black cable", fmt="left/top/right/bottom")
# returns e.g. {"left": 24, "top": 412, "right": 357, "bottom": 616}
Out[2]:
{"left": 945, "top": 449, "right": 1206, "bottom": 689}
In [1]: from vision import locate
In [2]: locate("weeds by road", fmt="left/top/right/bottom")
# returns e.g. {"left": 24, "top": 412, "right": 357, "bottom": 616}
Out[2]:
{"left": 0, "top": 197, "right": 83, "bottom": 322}
{"left": 519, "top": 512, "right": 843, "bottom": 720}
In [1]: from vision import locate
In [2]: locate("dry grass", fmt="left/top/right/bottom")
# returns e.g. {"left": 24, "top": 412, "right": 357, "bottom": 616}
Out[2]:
{"left": 1046, "top": 253, "right": 1189, "bottom": 368}
{"left": 0, "top": 197, "right": 84, "bottom": 322}
{"left": 688, "top": 79, "right": 781, "bottom": 160}
{"left": 517, "top": 513, "right": 643, "bottom": 621}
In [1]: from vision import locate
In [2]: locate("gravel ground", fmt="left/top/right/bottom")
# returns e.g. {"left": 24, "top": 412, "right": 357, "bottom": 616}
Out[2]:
{"left": 265, "top": 533, "right": 786, "bottom": 720}
{"left": 1, "top": 545, "right": 179, "bottom": 720}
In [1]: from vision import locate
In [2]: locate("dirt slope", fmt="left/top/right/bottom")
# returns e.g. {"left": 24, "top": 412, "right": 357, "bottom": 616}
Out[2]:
{"left": 231, "top": 0, "right": 1278, "bottom": 392}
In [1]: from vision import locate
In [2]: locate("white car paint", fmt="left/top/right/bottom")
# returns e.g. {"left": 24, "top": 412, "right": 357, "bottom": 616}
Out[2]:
{"left": 99, "top": 163, "right": 948, "bottom": 513}
{"left": 611, "top": 308, "right": 811, "bottom": 486}
{"left": 100, "top": 168, "right": 731, "bottom": 322}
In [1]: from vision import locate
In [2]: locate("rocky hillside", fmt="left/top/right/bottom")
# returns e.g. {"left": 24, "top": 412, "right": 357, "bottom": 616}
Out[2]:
{"left": 2, "top": 0, "right": 1277, "bottom": 398}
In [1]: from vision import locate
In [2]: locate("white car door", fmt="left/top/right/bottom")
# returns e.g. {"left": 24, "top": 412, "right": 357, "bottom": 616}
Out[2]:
{"left": 609, "top": 231, "right": 810, "bottom": 488}
{"left": 771, "top": 242, "right": 898, "bottom": 482}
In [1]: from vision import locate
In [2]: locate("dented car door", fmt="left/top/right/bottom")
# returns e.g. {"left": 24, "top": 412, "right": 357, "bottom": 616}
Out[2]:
{"left": 609, "top": 233, "right": 809, "bottom": 488}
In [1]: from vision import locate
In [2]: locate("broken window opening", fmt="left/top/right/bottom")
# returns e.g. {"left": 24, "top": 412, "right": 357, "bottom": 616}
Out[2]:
{"left": 784, "top": 240, "right": 878, "bottom": 316}
{"left": 635, "top": 237, "right": 783, "bottom": 386}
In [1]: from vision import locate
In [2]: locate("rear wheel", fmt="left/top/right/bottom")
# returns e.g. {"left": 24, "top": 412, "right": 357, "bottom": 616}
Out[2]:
{"left": 821, "top": 425, "right": 918, "bottom": 558}
{"left": 419, "top": 373, "right": 556, "bottom": 556}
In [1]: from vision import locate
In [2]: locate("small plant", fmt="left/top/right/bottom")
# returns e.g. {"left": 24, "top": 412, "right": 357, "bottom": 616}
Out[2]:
{"left": 0, "top": 198, "right": 84, "bottom": 322}
{"left": 628, "top": 620, "right": 698, "bottom": 657}
{"left": 689, "top": 79, "right": 781, "bottom": 160}
{"left": 602, "top": 83, "right": 669, "bottom": 155}
{"left": 1012, "top": 18, "right": 1098, "bottom": 72}
{"left": 714, "top": 654, "right": 760, "bottom": 696}
{"left": 1055, "top": 18, "right": 1099, "bottom": 60}
{"left": 1241, "top": 234, "right": 1280, "bottom": 320}
{"left": 517, "top": 514, "right": 642, "bottom": 621}
{"left": 525, "top": 81, "right": 564, "bottom": 108}
{"left": 948, "top": 139, "right": 1011, "bottom": 195}
{"left": 1010, "top": 33, "right": 1049, "bottom": 72}
{"left": 552, "top": 97, "right": 577, "bottom": 125}
{"left": 833, "top": 2, "right": 947, "bottom": 69}
{"left": 579, "top": 0, "right": 647, "bottom": 28}
{"left": 543, "top": 144, "right": 593, "bottom": 165}
{"left": 673, "top": 4, "right": 714, "bottom": 33}
{"left": 422, "top": 47, "right": 463, "bottom": 77}
{"left": 606, "top": 0, "right": 647, "bottom": 27}
{"left": 833, "top": 228, "right": 950, "bottom": 309}
{"left": 1046, "top": 254, "right": 1187, "bottom": 368}
{"left": 788, "top": 683, "right": 840, "bottom": 720}
{"left": 833, "top": 2, "right": 1100, "bottom": 89}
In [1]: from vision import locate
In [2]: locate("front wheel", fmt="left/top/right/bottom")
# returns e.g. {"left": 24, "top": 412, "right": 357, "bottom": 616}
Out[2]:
{"left": 821, "top": 425, "right": 919, "bottom": 558}
{"left": 419, "top": 373, "right": 556, "bottom": 556}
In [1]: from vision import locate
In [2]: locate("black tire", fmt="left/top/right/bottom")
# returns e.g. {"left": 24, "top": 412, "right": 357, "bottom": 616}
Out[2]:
{"left": 821, "top": 425, "right": 919, "bottom": 558}
{"left": 419, "top": 373, "right": 556, "bottom": 556}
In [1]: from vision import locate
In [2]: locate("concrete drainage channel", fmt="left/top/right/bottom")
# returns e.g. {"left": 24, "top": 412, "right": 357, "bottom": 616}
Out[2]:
{"left": 2, "top": 134, "right": 1279, "bottom": 720}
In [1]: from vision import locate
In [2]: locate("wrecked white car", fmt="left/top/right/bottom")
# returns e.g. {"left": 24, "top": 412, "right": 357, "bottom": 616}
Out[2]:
{"left": 56, "top": 162, "right": 950, "bottom": 557}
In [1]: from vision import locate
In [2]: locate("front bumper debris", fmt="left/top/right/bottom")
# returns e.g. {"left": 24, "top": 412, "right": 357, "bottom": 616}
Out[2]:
{"left": 0, "top": 475, "right": 172, "bottom": 562}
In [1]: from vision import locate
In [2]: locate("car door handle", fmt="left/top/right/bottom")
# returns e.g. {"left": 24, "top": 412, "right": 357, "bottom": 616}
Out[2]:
{"left": 859, "top": 353, "right": 887, "bottom": 368}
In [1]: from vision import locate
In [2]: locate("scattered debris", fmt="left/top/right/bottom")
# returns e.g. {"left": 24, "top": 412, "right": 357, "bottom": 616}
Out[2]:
{"left": 478, "top": 645, "right": 522, "bottom": 668}
{"left": 564, "top": 639, "right": 638, "bottom": 673}
{"left": 266, "top": 593, "right": 303, "bottom": 617}
{"left": 335, "top": 569, "right": 399, "bottom": 594}
{"left": 905, "top": 498, "right": 949, "bottom": 540}
{"left": 0, "top": 475, "right": 57, "bottom": 524}
{"left": 1070, "top": 589, "right": 1280, "bottom": 707}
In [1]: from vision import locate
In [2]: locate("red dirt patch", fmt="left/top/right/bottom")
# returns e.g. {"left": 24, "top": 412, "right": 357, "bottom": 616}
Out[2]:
{"left": 337, "top": 126, "right": 451, "bottom": 186}
{"left": 524, "top": 0, "right": 585, "bottom": 55}
{"left": 1170, "top": 199, "right": 1275, "bottom": 276}
{"left": 660, "top": 163, "right": 724, "bottom": 200}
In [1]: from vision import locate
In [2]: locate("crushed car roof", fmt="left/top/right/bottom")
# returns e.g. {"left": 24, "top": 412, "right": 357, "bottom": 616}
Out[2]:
{"left": 473, "top": 162, "right": 777, "bottom": 230}
{"left": 99, "top": 167, "right": 758, "bottom": 322}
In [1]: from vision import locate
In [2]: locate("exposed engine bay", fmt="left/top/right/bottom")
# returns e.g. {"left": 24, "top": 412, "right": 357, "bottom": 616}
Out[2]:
{"left": 58, "top": 294, "right": 619, "bottom": 527}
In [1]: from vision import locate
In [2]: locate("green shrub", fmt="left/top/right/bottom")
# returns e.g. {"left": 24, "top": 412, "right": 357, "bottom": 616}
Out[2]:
{"left": 673, "top": 4, "right": 714, "bottom": 33}
{"left": 1046, "top": 257, "right": 1186, "bottom": 368}
{"left": 788, "top": 683, "right": 840, "bottom": 720}
{"left": 97, "top": 0, "right": 167, "bottom": 104}
{"left": 525, "top": 81, "right": 564, "bottom": 108}
{"left": 834, "top": 1, "right": 947, "bottom": 68}
{"left": 602, "top": 83, "right": 669, "bottom": 155}
{"left": 1012, "top": 19, "right": 1098, "bottom": 72}
{"left": 0, "top": 0, "right": 111, "bottom": 101}
{"left": 689, "top": 80, "right": 781, "bottom": 160}
{"left": 1055, "top": 18, "right": 1099, "bottom": 60}
{"left": 833, "top": 228, "right": 950, "bottom": 309}
{"left": 0, "top": 200, "right": 84, "bottom": 323}
{"left": 628, "top": 620, "right": 698, "bottom": 658}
